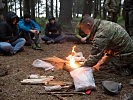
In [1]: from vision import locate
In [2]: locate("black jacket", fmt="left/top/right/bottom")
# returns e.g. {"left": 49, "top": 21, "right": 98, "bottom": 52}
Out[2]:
{"left": 0, "top": 12, "right": 19, "bottom": 43}
{"left": 45, "top": 22, "right": 62, "bottom": 38}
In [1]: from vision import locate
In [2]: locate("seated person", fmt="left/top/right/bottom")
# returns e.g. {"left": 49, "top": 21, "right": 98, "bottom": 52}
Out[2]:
{"left": 0, "top": 12, "right": 26, "bottom": 55}
{"left": 74, "top": 14, "right": 92, "bottom": 44}
{"left": 18, "top": 13, "right": 42, "bottom": 50}
{"left": 41, "top": 16, "right": 65, "bottom": 44}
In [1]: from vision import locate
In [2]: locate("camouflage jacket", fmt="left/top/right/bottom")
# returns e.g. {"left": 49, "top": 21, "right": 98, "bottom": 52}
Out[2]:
{"left": 84, "top": 19, "right": 133, "bottom": 67}
{"left": 104, "top": 0, "right": 121, "bottom": 13}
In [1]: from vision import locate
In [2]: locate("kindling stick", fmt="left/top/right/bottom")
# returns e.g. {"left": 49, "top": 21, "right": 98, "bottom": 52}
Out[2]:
{"left": 38, "top": 91, "right": 86, "bottom": 95}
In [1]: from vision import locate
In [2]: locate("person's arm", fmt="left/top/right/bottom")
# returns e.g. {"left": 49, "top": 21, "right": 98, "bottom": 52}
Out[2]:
{"left": 30, "top": 19, "right": 41, "bottom": 32}
{"left": 83, "top": 30, "right": 110, "bottom": 67}
{"left": 0, "top": 22, "right": 13, "bottom": 42}
{"left": 18, "top": 20, "right": 31, "bottom": 32}
{"left": 75, "top": 24, "right": 82, "bottom": 39}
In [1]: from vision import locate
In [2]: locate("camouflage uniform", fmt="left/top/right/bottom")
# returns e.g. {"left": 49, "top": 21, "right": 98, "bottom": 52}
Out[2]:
{"left": 123, "top": 0, "right": 133, "bottom": 38}
{"left": 84, "top": 19, "right": 133, "bottom": 75}
{"left": 104, "top": 0, "right": 121, "bottom": 22}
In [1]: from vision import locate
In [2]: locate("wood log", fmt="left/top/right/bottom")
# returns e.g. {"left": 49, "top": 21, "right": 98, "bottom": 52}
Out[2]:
{"left": 21, "top": 76, "right": 54, "bottom": 85}
{"left": 45, "top": 80, "right": 72, "bottom": 86}
{"left": 38, "top": 91, "right": 86, "bottom": 95}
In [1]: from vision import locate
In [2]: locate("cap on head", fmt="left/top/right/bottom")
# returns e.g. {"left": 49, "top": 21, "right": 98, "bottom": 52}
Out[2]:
{"left": 48, "top": 16, "right": 55, "bottom": 21}
{"left": 24, "top": 13, "right": 31, "bottom": 19}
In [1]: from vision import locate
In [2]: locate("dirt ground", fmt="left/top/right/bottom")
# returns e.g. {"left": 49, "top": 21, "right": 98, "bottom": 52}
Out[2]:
{"left": 0, "top": 42, "right": 133, "bottom": 100}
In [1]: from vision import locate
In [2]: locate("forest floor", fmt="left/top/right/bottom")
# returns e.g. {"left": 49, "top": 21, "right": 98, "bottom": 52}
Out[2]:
{"left": 0, "top": 42, "right": 133, "bottom": 100}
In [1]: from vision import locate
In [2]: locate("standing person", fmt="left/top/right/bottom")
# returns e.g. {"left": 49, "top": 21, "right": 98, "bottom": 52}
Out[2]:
{"left": 104, "top": 0, "right": 121, "bottom": 23}
{"left": 80, "top": 15, "right": 133, "bottom": 76}
{"left": 41, "top": 16, "right": 65, "bottom": 44}
{"left": 123, "top": 0, "right": 133, "bottom": 38}
{"left": 0, "top": 12, "right": 26, "bottom": 56}
{"left": 18, "top": 13, "right": 42, "bottom": 50}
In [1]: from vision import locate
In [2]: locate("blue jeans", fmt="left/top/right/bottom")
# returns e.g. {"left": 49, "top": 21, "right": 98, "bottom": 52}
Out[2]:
{"left": 0, "top": 38, "right": 26, "bottom": 54}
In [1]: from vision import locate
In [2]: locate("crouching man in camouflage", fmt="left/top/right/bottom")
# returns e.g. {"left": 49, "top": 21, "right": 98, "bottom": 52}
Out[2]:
{"left": 80, "top": 15, "right": 133, "bottom": 76}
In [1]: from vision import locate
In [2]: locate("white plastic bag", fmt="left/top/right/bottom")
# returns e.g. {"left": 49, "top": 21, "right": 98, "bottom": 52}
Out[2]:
{"left": 32, "top": 59, "right": 54, "bottom": 71}
{"left": 70, "top": 67, "right": 96, "bottom": 91}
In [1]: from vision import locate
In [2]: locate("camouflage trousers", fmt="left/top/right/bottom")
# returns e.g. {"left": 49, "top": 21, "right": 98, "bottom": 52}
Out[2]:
{"left": 109, "top": 54, "right": 133, "bottom": 75}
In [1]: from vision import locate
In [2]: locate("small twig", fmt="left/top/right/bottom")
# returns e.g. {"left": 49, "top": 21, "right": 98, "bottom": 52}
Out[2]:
{"left": 38, "top": 91, "right": 86, "bottom": 95}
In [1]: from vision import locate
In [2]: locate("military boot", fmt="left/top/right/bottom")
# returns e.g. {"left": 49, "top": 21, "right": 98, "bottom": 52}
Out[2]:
{"left": 31, "top": 43, "right": 37, "bottom": 50}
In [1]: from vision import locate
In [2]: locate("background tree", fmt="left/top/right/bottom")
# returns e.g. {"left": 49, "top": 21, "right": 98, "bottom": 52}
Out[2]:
{"left": 0, "top": 0, "right": 5, "bottom": 21}
{"left": 23, "top": 0, "right": 30, "bottom": 15}
{"left": 83, "top": 0, "right": 93, "bottom": 16}
{"left": 58, "top": 0, "right": 73, "bottom": 30}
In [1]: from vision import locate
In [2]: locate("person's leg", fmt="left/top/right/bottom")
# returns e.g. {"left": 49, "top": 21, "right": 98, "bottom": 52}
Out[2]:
{"left": 41, "top": 36, "right": 54, "bottom": 44}
{"left": 64, "top": 34, "right": 80, "bottom": 43}
{"left": 53, "top": 35, "right": 66, "bottom": 43}
{"left": 41, "top": 36, "right": 52, "bottom": 42}
{"left": 19, "top": 31, "right": 32, "bottom": 46}
{"left": 11, "top": 38, "right": 26, "bottom": 53}
{"left": 0, "top": 42, "right": 13, "bottom": 55}
{"left": 110, "top": 56, "right": 132, "bottom": 76}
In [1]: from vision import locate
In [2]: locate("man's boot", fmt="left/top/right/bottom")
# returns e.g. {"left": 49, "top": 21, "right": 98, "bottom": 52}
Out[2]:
{"left": 36, "top": 43, "right": 43, "bottom": 50}
{"left": 31, "top": 43, "right": 37, "bottom": 50}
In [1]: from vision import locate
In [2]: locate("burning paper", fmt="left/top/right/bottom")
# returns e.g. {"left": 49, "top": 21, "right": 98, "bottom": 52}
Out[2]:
{"left": 66, "top": 46, "right": 85, "bottom": 69}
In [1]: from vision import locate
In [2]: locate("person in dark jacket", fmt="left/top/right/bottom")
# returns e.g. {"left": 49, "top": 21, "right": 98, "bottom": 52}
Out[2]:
{"left": 0, "top": 12, "right": 26, "bottom": 55}
{"left": 41, "top": 16, "right": 65, "bottom": 44}
{"left": 80, "top": 15, "right": 133, "bottom": 76}
{"left": 123, "top": 0, "right": 133, "bottom": 38}
{"left": 18, "top": 13, "right": 42, "bottom": 50}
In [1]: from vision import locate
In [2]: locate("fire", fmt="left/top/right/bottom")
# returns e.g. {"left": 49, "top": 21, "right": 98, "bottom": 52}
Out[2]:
{"left": 68, "top": 45, "right": 80, "bottom": 69}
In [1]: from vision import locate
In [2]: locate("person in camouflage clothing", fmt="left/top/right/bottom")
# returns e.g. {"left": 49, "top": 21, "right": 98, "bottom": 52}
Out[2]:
{"left": 123, "top": 0, "right": 133, "bottom": 38}
{"left": 81, "top": 15, "right": 133, "bottom": 76}
{"left": 104, "top": 0, "right": 121, "bottom": 22}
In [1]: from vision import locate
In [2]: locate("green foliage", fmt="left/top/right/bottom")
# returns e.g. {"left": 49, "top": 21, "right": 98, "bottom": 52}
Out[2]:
{"left": 117, "top": 15, "right": 124, "bottom": 26}
{"left": 36, "top": 17, "right": 47, "bottom": 33}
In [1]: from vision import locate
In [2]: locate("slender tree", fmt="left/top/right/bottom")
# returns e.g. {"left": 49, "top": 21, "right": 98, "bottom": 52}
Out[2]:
{"left": 83, "top": 0, "right": 93, "bottom": 15}
{"left": 50, "top": 0, "right": 53, "bottom": 16}
{"left": 55, "top": 0, "right": 58, "bottom": 18}
{"left": 30, "top": 0, "right": 35, "bottom": 20}
{"left": 23, "top": 0, "right": 30, "bottom": 15}
{"left": 0, "top": 0, "right": 4, "bottom": 21}
{"left": 59, "top": 0, "right": 73, "bottom": 28}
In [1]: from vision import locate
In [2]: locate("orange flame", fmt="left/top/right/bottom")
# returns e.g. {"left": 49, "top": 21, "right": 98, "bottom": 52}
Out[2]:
{"left": 71, "top": 45, "right": 76, "bottom": 56}
{"left": 68, "top": 45, "right": 80, "bottom": 69}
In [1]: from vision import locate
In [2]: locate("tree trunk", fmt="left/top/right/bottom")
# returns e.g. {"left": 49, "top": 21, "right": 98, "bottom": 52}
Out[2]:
{"left": 30, "top": 0, "right": 35, "bottom": 20}
{"left": 59, "top": 0, "right": 73, "bottom": 30}
{"left": 0, "top": 0, "right": 4, "bottom": 21}
{"left": 19, "top": 0, "right": 22, "bottom": 17}
{"left": 103, "top": 0, "right": 106, "bottom": 19}
{"left": 50, "top": 0, "right": 53, "bottom": 16}
{"left": 55, "top": 0, "right": 58, "bottom": 18}
{"left": 83, "top": 0, "right": 93, "bottom": 15}
{"left": 46, "top": 0, "right": 49, "bottom": 19}
{"left": 23, "top": 0, "right": 30, "bottom": 15}
{"left": 93, "top": 0, "right": 98, "bottom": 18}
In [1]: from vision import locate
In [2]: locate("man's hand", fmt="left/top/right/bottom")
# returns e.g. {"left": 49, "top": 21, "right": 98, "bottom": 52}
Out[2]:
{"left": 30, "top": 29, "right": 39, "bottom": 34}
{"left": 81, "top": 37, "right": 87, "bottom": 43}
